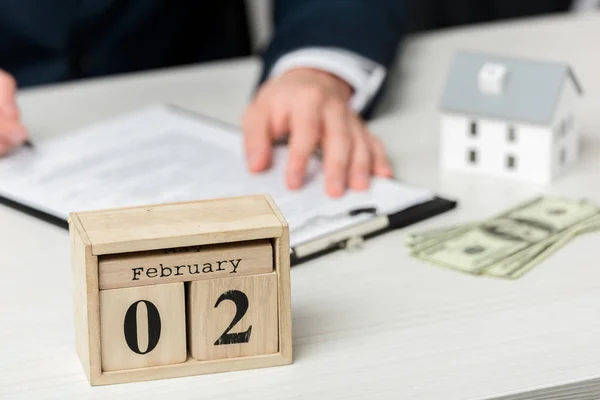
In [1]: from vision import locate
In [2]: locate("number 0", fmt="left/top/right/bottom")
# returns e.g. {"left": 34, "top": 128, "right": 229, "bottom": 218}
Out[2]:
{"left": 123, "top": 300, "right": 162, "bottom": 354}
{"left": 214, "top": 290, "right": 252, "bottom": 345}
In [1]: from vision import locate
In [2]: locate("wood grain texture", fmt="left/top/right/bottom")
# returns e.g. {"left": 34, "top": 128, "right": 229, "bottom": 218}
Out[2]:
{"left": 69, "top": 214, "right": 102, "bottom": 383}
{"left": 75, "top": 195, "right": 283, "bottom": 255}
{"left": 187, "top": 272, "right": 279, "bottom": 361}
{"left": 98, "top": 240, "right": 273, "bottom": 289}
{"left": 265, "top": 195, "right": 293, "bottom": 364}
{"left": 96, "top": 353, "right": 291, "bottom": 385}
{"left": 99, "top": 283, "right": 187, "bottom": 372}
{"left": 67, "top": 194, "right": 290, "bottom": 384}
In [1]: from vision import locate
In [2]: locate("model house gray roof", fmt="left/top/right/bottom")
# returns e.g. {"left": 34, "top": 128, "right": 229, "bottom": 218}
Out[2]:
{"left": 440, "top": 51, "right": 583, "bottom": 125}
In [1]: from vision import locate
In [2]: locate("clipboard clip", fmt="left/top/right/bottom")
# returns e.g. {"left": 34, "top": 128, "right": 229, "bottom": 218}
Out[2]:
{"left": 290, "top": 207, "right": 378, "bottom": 234}
{"left": 291, "top": 212, "right": 390, "bottom": 260}
{"left": 340, "top": 235, "right": 365, "bottom": 252}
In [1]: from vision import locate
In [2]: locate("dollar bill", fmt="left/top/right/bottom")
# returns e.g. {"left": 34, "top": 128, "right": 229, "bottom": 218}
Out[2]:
{"left": 482, "top": 228, "right": 575, "bottom": 278}
{"left": 504, "top": 214, "right": 600, "bottom": 279}
{"left": 405, "top": 224, "right": 473, "bottom": 247}
{"left": 411, "top": 196, "right": 600, "bottom": 276}
{"left": 405, "top": 224, "right": 476, "bottom": 253}
{"left": 483, "top": 213, "right": 600, "bottom": 279}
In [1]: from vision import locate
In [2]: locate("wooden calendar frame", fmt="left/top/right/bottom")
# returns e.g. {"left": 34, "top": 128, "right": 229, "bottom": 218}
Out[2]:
{"left": 69, "top": 195, "right": 292, "bottom": 386}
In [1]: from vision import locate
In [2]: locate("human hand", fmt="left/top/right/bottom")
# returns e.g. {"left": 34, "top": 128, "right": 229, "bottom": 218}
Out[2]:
{"left": 242, "top": 67, "right": 393, "bottom": 198}
{"left": 0, "top": 70, "right": 27, "bottom": 156}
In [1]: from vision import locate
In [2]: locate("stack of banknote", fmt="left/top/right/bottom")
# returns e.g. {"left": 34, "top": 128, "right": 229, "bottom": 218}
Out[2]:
{"left": 405, "top": 196, "right": 600, "bottom": 279}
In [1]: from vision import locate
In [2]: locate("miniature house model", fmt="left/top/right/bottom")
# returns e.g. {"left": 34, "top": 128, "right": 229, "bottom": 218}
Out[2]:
{"left": 439, "top": 51, "right": 583, "bottom": 183}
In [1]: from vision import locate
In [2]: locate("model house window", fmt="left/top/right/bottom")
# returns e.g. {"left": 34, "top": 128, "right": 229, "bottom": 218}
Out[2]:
{"left": 560, "top": 148, "right": 567, "bottom": 165}
{"left": 469, "top": 121, "right": 477, "bottom": 137}
{"left": 507, "top": 126, "right": 516, "bottom": 143}
{"left": 557, "top": 116, "right": 571, "bottom": 139}
{"left": 506, "top": 155, "right": 516, "bottom": 170}
{"left": 468, "top": 149, "right": 477, "bottom": 164}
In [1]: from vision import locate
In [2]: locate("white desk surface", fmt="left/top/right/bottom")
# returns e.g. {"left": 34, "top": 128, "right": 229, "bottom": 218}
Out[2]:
{"left": 2, "top": 12, "right": 600, "bottom": 400}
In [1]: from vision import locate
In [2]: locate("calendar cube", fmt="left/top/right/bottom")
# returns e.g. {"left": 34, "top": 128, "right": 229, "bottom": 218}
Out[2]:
{"left": 187, "top": 272, "right": 278, "bottom": 360}
{"left": 100, "top": 283, "right": 187, "bottom": 371}
{"left": 70, "top": 195, "right": 292, "bottom": 385}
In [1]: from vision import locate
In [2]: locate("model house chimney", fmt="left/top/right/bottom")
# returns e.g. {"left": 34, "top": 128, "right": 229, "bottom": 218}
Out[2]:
{"left": 478, "top": 62, "right": 508, "bottom": 95}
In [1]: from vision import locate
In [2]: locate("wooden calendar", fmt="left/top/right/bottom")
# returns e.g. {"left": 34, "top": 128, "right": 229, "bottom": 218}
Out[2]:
{"left": 69, "top": 195, "right": 292, "bottom": 385}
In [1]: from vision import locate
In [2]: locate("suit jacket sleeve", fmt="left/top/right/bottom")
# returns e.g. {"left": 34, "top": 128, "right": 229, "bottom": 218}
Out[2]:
{"left": 259, "top": 0, "right": 405, "bottom": 116}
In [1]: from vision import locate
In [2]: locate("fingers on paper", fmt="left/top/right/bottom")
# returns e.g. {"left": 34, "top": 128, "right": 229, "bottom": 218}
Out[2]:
{"left": 369, "top": 135, "right": 394, "bottom": 177}
{"left": 322, "top": 99, "right": 351, "bottom": 198}
{"left": 286, "top": 91, "right": 323, "bottom": 190}
{"left": 0, "top": 70, "right": 18, "bottom": 119}
{"left": 243, "top": 76, "right": 391, "bottom": 197}
{"left": 348, "top": 114, "right": 372, "bottom": 191}
{"left": 242, "top": 103, "right": 272, "bottom": 173}
{"left": 0, "top": 119, "right": 28, "bottom": 155}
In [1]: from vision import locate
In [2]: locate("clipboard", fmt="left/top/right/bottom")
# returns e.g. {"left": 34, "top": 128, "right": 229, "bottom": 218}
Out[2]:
{"left": 0, "top": 105, "right": 457, "bottom": 265}
{"left": 0, "top": 193, "right": 456, "bottom": 266}
{"left": 289, "top": 196, "right": 456, "bottom": 265}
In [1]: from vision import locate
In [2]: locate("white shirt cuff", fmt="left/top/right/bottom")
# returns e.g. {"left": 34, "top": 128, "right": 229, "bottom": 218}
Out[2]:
{"left": 268, "top": 47, "right": 387, "bottom": 113}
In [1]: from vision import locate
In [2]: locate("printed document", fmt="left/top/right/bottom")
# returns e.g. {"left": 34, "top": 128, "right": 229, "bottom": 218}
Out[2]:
{"left": 0, "top": 105, "right": 433, "bottom": 248}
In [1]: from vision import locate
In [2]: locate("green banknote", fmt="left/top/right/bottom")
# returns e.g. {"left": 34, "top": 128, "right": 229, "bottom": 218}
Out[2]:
{"left": 405, "top": 224, "right": 471, "bottom": 246}
{"left": 482, "top": 228, "right": 575, "bottom": 278}
{"left": 411, "top": 197, "right": 600, "bottom": 275}
{"left": 405, "top": 224, "right": 476, "bottom": 252}
{"left": 504, "top": 214, "right": 600, "bottom": 279}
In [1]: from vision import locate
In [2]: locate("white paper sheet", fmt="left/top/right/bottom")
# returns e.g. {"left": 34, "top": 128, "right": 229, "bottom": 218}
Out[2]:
{"left": 0, "top": 104, "right": 433, "bottom": 248}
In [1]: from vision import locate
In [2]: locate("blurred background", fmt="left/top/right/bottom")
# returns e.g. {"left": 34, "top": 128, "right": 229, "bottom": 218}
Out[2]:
{"left": 246, "top": 0, "right": 585, "bottom": 52}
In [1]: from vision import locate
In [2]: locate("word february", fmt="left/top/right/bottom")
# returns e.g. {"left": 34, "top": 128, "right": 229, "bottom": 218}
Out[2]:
{"left": 98, "top": 240, "right": 273, "bottom": 289}
{"left": 132, "top": 259, "right": 241, "bottom": 281}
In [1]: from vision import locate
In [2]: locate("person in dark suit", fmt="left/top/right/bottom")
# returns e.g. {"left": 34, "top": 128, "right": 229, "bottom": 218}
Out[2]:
{"left": 0, "top": 0, "right": 403, "bottom": 197}
{"left": 404, "top": 0, "right": 575, "bottom": 33}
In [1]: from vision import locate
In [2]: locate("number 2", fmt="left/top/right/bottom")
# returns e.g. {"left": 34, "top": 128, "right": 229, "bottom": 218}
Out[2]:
{"left": 213, "top": 290, "right": 252, "bottom": 345}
